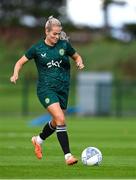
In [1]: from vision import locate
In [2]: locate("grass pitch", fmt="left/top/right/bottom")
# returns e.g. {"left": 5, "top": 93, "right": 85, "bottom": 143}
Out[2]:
{"left": 0, "top": 116, "right": 136, "bottom": 179}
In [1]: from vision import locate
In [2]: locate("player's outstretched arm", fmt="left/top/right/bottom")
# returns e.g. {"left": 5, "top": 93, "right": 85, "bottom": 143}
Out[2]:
{"left": 71, "top": 52, "right": 85, "bottom": 70}
{"left": 10, "top": 55, "right": 28, "bottom": 84}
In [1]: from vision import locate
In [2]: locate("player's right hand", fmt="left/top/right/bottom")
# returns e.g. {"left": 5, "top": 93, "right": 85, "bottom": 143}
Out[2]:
{"left": 10, "top": 75, "right": 18, "bottom": 84}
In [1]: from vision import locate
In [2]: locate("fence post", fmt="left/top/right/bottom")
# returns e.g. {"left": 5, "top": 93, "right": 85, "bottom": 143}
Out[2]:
{"left": 115, "top": 80, "right": 123, "bottom": 117}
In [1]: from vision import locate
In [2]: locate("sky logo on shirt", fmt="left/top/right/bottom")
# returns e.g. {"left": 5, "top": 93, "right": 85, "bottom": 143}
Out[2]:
{"left": 47, "top": 60, "right": 62, "bottom": 68}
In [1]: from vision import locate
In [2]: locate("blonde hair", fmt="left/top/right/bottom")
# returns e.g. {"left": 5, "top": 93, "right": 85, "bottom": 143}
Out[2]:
{"left": 45, "top": 16, "right": 69, "bottom": 41}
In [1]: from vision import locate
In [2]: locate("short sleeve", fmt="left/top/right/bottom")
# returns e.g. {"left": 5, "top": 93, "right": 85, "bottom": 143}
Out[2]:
{"left": 25, "top": 45, "right": 36, "bottom": 60}
{"left": 66, "top": 41, "right": 76, "bottom": 57}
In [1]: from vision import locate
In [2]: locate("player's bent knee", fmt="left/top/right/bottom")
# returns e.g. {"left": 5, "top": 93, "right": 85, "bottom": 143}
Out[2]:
{"left": 54, "top": 114, "right": 65, "bottom": 125}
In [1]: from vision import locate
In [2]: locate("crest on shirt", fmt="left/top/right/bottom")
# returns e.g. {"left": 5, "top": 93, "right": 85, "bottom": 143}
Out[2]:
{"left": 59, "top": 49, "right": 65, "bottom": 56}
{"left": 45, "top": 98, "right": 50, "bottom": 104}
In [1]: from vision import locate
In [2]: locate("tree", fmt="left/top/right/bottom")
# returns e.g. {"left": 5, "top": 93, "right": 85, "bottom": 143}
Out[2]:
{"left": 124, "top": 23, "right": 136, "bottom": 40}
{"left": 101, "top": 0, "right": 126, "bottom": 35}
{"left": 0, "top": 0, "right": 66, "bottom": 27}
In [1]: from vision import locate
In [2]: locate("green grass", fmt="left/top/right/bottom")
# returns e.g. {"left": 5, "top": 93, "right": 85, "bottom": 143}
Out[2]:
{"left": 75, "top": 40, "right": 136, "bottom": 73}
{"left": 0, "top": 116, "right": 136, "bottom": 179}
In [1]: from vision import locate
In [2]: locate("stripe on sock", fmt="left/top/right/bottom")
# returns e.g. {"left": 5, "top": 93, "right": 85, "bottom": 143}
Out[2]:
{"left": 56, "top": 125, "right": 66, "bottom": 133}
{"left": 49, "top": 121, "right": 56, "bottom": 130}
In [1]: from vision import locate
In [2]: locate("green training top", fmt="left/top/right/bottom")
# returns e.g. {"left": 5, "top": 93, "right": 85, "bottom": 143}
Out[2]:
{"left": 25, "top": 39, "right": 76, "bottom": 88}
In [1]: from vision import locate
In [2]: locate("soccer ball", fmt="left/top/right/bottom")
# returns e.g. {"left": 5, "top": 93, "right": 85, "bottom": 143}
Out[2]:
{"left": 81, "top": 147, "right": 102, "bottom": 166}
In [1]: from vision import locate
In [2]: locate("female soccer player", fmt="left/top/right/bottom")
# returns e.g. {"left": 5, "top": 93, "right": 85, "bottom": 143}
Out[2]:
{"left": 10, "top": 16, "right": 84, "bottom": 165}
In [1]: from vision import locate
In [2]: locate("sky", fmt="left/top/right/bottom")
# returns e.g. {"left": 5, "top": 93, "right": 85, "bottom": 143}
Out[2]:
{"left": 66, "top": 0, "right": 136, "bottom": 28}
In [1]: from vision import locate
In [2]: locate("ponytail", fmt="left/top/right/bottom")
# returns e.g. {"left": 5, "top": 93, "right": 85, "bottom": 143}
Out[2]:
{"left": 45, "top": 16, "right": 69, "bottom": 41}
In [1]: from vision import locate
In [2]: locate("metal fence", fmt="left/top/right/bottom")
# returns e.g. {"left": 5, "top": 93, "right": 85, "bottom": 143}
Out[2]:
{"left": 112, "top": 80, "right": 136, "bottom": 116}
{"left": 0, "top": 77, "right": 136, "bottom": 116}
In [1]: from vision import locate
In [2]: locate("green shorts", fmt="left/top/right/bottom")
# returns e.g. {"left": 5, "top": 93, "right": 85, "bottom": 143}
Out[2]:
{"left": 37, "top": 87, "right": 69, "bottom": 110}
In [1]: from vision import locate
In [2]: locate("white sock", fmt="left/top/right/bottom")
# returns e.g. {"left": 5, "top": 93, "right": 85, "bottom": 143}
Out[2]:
{"left": 36, "top": 135, "right": 43, "bottom": 144}
{"left": 65, "top": 153, "right": 72, "bottom": 160}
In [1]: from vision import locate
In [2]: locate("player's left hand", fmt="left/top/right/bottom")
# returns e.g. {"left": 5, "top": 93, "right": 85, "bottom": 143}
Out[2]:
{"left": 76, "top": 62, "right": 85, "bottom": 70}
